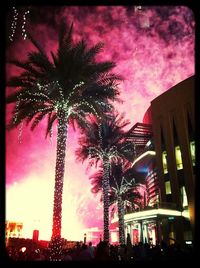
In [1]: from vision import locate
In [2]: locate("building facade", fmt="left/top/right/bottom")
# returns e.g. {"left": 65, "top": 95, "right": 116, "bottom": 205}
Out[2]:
{"left": 5, "top": 221, "right": 23, "bottom": 239}
{"left": 111, "top": 76, "right": 195, "bottom": 246}
{"left": 150, "top": 75, "right": 195, "bottom": 244}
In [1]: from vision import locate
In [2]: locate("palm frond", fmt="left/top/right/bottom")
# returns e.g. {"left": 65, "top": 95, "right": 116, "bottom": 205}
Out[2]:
{"left": 7, "top": 22, "right": 122, "bottom": 149}
{"left": 7, "top": 60, "right": 43, "bottom": 77}
{"left": 7, "top": 75, "right": 36, "bottom": 88}
{"left": 27, "top": 52, "right": 55, "bottom": 75}
{"left": 61, "top": 22, "right": 73, "bottom": 49}
{"left": 84, "top": 42, "right": 104, "bottom": 63}
{"left": 30, "top": 111, "right": 48, "bottom": 131}
{"left": 72, "top": 40, "right": 86, "bottom": 59}
{"left": 57, "top": 22, "right": 73, "bottom": 62}
{"left": 7, "top": 104, "right": 43, "bottom": 130}
{"left": 27, "top": 31, "right": 47, "bottom": 56}
{"left": 45, "top": 112, "right": 57, "bottom": 138}
{"left": 51, "top": 51, "right": 59, "bottom": 67}
{"left": 89, "top": 169, "right": 103, "bottom": 194}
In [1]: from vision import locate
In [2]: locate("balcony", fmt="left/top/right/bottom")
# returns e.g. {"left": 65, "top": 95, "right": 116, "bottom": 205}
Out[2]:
{"left": 131, "top": 150, "right": 156, "bottom": 171}
{"left": 125, "top": 202, "right": 178, "bottom": 215}
{"left": 111, "top": 202, "right": 188, "bottom": 224}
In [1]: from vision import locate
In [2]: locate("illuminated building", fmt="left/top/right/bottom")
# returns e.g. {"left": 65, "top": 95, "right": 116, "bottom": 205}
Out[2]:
{"left": 5, "top": 221, "right": 23, "bottom": 247}
{"left": 5, "top": 221, "right": 23, "bottom": 239}
{"left": 111, "top": 76, "right": 195, "bottom": 246}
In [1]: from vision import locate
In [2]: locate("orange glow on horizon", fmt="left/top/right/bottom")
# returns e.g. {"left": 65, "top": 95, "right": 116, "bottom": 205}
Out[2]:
{"left": 6, "top": 175, "right": 91, "bottom": 241}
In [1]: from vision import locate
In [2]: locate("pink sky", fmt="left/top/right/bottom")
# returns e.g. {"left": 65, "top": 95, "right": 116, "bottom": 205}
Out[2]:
{"left": 6, "top": 6, "right": 194, "bottom": 241}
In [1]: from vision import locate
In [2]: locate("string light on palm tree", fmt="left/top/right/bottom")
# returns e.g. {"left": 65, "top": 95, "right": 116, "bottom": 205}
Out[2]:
{"left": 112, "top": 176, "right": 136, "bottom": 196}
{"left": 89, "top": 161, "right": 143, "bottom": 245}
{"left": 9, "top": 6, "right": 30, "bottom": 41}
{"left": 6, "top": 22, "right": 121, "bottom": 260}
{"left": 49, "top": 125, "right": 53, "bottom": 145}
{"left": 9, "top": 7, "right": 18, "bottom": 41}
{"left": 76, "top": 113, "right": 135, "bottom": 242}
{"left": 111, "top": 175, "right": 137, "bottom": 245}
{"left": 21, "top": 9, "right": 30, "bottom": 40}
{"left": 18, "top": 122, "right": 24, "bottom": 144}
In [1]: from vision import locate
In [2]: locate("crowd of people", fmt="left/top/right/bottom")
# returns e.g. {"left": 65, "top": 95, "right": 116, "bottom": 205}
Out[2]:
{"left": 6, "top": 240, "right": 194, "bottom": 261}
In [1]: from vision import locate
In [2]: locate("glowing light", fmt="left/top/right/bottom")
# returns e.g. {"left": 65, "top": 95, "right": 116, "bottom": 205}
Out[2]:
{"left": 112, "top": 208, "right": 184, "bottom": 223}
{"left": 102, "top": 159, "right": 110, "bottom": 242}
{"left": 22, "top": 9, "right": 30, "bottom": 40}
{"left": 146, "top": 140, "right": 151, "bottom": 147}
{"left": 181, "top": 186, "right": 188, "bottom": 208}
{"left": 9, "top": 7, "right": 18, "bottom": 41}
{"left": 111, "top": 231, "right": 118, "bottom": 243}
{"left": 117, "top": 195, "right": 125, "bottom": 244}
{"left": 132, "top": 151, "right": 156, "bottom": 167}
{"left": 125, "top": 208, "right": 182, "bottom": 220}
{"left": 175, "top": 145, "right": 183, "bottom": 170}
{"left": 165, "top": 181, "right": 172, "bottom": 195}
{"left": 9, "top": 7, "right": 30, "bottom": 41}
{"left": 190, "top": 141, "right": 195, "bottom": 166}
{"left": 162, "top": 151, "right": 168, "bottom": 174}
{"left": 6, "top": 174, "right": 87, "bottom": 241}
{"left": 21, "top": 247, "right": 26, "bottom": 252}
{"left": 182, "top": 210, "right": 190, "bottom": 219}
{"left": 17, "top": 122, "right": 24, "bottom": 144}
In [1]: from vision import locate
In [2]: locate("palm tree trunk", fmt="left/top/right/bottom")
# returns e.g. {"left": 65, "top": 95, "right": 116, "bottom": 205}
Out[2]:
{"left": 117, "top": 195, "right": 125, "bottom": 245}
{"left": 50, "top": 110, "right": 67, "bottom": 260}
{"left": 102, "top": 156, "right": 110, "bottom": 242}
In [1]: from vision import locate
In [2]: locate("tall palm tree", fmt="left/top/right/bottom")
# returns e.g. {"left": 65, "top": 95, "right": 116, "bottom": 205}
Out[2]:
{"left": 89, "top": 161, "right": 143, "bottom": 245}
{"left": 6, "top": 22, "right": 122, "bottom": 260}
{"left": 76, "top": 113, "right": 135, "bottom": 242}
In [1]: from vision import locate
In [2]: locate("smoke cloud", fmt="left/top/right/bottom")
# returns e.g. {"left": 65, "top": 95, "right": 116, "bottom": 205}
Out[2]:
{"left": 6, "top": 6, "right": 194, "bottom": 240}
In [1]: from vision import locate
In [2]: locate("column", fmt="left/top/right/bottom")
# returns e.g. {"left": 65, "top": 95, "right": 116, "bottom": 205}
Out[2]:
{"left": 142, "top": 222, "right": 148, "bottom": 244}
{"left": 124, "top": 224, "right": 128, "bottom": 244}
{"left": 155, "top": 218, "right": 161, "bottom": 244}
{"left": 129, "top": 223, "right": 133, "bottom": 244}
{"left": 138, "top": 222, "right": 143, "bottom": 243}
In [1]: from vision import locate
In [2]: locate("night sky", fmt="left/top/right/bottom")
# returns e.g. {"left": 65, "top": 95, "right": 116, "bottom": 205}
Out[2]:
{"left": 6, "top": 6, "right": 194, "bottom": 241}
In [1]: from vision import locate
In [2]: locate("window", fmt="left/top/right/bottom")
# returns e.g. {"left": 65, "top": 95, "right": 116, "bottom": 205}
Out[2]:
{"left": 181, "top": 186, "right": 188, "bottom": 208}
{"left": 146, "top": 140, "right": 151, "bottom": 147}
{"left": 162, "top": 151, "right": 168, "bottom": 174}
{"left": 175, "top": 146, "right": 183, "bottom": 170}
{"left": 165, "top": 181, "right": 172, "bottom": 195}
{"left": 190, "top": 141, "right": 195, "bottom": 166}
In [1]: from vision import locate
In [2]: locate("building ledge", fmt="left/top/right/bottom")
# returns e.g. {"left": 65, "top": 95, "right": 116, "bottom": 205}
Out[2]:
{"left": 111, "top": 208, "right": 190, "bottom": 223}
{"left": 132, "top": 150, "right": 156, "bottom": 170}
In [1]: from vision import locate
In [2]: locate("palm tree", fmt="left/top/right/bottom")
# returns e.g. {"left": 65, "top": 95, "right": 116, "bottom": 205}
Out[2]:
{"left": 89, "top": 161, "right": 143, "bottom": 245}
{"left": 109, "top": 162, "right": 143, "bottom": 245}
{"left": 76, "top": 113, "right": 135, "bottom": 242}
{"left": 6, "top": 22, "right": 122, "bottom": 260}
